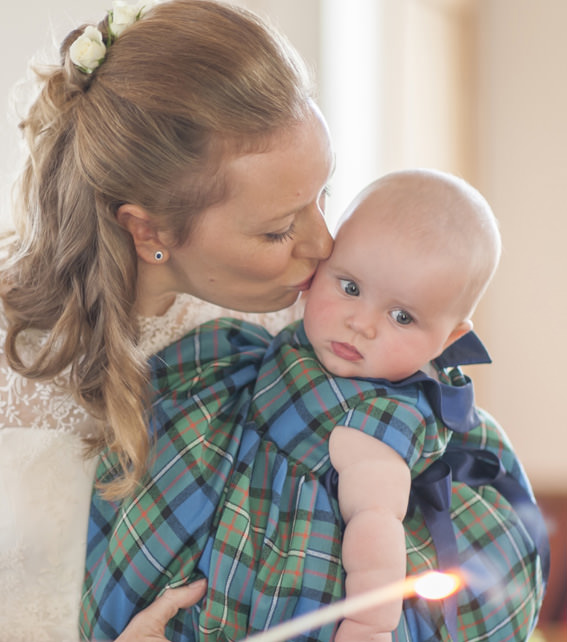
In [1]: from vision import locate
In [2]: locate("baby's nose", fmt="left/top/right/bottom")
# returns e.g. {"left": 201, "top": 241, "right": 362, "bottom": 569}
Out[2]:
{"left": 347, "top": 315, "right": 377, "bottom": 340}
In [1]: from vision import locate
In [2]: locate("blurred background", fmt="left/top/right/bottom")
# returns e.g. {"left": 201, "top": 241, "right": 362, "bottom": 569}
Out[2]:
{"left": 1, "top": 0, "right": 565, "bottom": 635}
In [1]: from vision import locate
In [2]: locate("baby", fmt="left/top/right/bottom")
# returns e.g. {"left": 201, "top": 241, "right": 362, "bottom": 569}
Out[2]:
{"left": 301, "top": 167, "right": 501, "bottom": 640}
{"left": 84, "top": 169, "right": 506, "bottom": 641}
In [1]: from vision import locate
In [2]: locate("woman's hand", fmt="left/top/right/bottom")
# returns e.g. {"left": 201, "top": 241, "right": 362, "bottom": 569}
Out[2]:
{"left": 115, "top": 579, "right": 207, "bottom": 642}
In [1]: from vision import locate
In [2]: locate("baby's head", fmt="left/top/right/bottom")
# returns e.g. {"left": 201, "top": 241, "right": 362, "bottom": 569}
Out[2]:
{"left": 303, "top": 168, "right": 501, "bottom": 381}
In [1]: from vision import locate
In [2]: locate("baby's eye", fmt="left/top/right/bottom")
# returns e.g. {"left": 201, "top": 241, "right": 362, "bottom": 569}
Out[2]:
{"left": 339, "top": 279, "right": 360, "bottom": 296}
{"left": 390, "top": 309, "right": 413, "bottom": 325}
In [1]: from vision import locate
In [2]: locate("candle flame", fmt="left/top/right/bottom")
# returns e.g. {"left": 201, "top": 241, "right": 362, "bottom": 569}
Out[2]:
{"left": 412, "top": 570, "right": 462, "bottom": 600}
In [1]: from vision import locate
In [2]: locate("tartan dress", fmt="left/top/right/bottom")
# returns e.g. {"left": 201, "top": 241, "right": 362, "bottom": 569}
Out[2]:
{"left": 81, "top": 319, "right": 545, "bottom": 641}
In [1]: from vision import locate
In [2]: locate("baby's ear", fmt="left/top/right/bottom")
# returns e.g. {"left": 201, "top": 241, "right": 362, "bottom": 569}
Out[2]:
{"left": 442, "top": 319, "right": 473, "bottom": 351}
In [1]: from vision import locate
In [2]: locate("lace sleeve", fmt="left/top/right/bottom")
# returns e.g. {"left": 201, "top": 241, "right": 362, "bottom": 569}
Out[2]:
{"left": 0, "top": 303, "right": 94, "bottom": 436}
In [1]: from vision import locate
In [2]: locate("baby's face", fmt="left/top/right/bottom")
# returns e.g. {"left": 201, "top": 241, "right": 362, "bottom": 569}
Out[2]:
{"left": 303, "top": 198, "right": 469, "bottom": 381}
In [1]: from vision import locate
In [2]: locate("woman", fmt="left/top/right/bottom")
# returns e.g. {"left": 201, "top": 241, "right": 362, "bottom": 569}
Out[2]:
{"left": 0, "top": 1, "right": 545, "bottom": 641}
{"left": 0, "top": 1, "right": 330, "bottom": 639}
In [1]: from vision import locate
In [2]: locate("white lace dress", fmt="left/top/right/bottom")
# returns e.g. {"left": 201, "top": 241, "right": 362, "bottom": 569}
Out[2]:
{"left": 0, "top": 293, "right": 300, "bottom": 642}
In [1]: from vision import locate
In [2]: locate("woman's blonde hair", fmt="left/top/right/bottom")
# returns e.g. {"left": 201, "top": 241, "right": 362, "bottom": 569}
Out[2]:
{"left": 1, "top": 0, "right": 314, "bottom": 499}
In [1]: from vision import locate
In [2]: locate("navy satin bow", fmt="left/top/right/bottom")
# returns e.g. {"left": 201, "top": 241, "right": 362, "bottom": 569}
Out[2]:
{"left": 409, "top": 447, "right": 550, "bottom": 640}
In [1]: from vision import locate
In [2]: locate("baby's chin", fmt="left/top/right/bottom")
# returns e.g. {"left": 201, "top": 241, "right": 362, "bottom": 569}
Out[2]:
{"left": 315, "top": 350, "right": 366, "bottom": 380}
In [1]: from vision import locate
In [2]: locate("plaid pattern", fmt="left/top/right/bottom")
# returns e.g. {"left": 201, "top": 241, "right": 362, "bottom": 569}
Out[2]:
{"left": 80, "top": 319, "right": 545, "bottom": 641}
{"left": 401, "top": 411, "right": 545, "bottom": 640}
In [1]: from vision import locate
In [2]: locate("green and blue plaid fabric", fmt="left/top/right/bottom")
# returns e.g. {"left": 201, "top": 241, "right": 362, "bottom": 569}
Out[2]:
{"left": 81, "top": 319, "right": 545, "bottom": 641}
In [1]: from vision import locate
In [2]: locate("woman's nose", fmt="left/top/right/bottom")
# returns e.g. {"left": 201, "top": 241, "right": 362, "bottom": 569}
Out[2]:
{"left": 293, "top": 205, "right": 333, "bottom": 261}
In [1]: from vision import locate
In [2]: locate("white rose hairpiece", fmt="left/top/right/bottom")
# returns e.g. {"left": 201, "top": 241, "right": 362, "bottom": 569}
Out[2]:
{"left": 69, "top": 1, "right": 158, "bottom": 74}
{"left": 69, "top": 26, "right": 107, "bottom": 74}
{"left": 109, "top": 0, "right": 158, "bottom": 39}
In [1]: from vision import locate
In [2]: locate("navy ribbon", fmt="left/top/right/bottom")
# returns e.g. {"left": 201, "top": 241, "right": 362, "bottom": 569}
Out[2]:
{"left": 410, "top": 460, "right": 458, "bottom": 640}
{"left": 434, "top": 331, "right": 492, "bottom": 368}
{"left": 443, "top": 448, "right": 550, "bottom": 583}
{"left": 409, "top": 447, "right": 550, "bottom": 641}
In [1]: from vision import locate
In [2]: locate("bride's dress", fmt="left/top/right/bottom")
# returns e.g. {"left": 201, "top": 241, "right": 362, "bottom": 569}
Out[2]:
{"left": 0, "top": 293, "right": 300, "bottom": 641}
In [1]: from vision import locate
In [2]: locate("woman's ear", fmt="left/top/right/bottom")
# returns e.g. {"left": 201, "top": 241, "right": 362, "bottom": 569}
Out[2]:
{"left": 116, "top": 204, "right": 169, "bottom": 264}
{"left": 442, "top": 319, "right": 474, "bottom": 352}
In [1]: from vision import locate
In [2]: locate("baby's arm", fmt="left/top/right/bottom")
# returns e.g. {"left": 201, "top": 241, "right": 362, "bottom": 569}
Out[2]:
{"left": 329, "top": 425, "right": 411, "bottom": 642}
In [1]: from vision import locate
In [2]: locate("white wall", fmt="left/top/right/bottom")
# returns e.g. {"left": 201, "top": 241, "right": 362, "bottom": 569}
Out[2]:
{"left": 474, "top": 0, "right": 567, "bottom": 493}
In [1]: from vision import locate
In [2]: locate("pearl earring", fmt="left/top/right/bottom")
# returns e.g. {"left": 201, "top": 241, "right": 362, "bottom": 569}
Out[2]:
{"left": 154, "top": 250, "right": 164, "bottom": 261}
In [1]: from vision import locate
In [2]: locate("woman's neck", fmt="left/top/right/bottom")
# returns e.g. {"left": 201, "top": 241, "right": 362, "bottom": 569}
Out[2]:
{"left": 134, "top": 262, "right": 177, "bottom": 317}
{"left": 135, "top": 293, "right": 177, "bottom": 317}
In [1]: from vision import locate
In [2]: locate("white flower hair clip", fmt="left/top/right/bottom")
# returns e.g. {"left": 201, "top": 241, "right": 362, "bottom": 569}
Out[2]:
{"left": 109, "top": 0, "right": 158, "bottom": 39}
{"left": 69, "top": 1, "right": 159, "bottom": 74}
{"left": 69, "top": 26, "right": 107, "bottom": 75}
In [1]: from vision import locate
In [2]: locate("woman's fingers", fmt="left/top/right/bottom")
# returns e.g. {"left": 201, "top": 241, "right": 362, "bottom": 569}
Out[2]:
{"left": 150, "top": 581, "right": 208, "bottom": 621}
{"left": 115, "top": 579, "right": 207, "bottom": 641}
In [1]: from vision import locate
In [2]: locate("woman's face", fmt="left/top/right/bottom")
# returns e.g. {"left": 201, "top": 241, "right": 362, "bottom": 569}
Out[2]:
{"left": 167, "top": 104, "right": 334, "bottom": 312}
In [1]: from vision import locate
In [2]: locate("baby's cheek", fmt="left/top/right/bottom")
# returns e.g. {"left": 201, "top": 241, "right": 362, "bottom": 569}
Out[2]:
{"left": 302, "top": 300, "right": 319, "bottom": 340}
{"left": 304, "top": 294, "right": 333, "bottom": 329}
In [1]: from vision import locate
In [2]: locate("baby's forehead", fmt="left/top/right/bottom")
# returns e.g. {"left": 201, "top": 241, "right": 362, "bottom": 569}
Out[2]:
{"left": 334, "top": 191, "right": 414, "bottom": 242}
{"left": 343, "top": 178, "right": 482, "bottom": 248}
{"left": 333, "top": 196, "right": 472, "bottom": 278}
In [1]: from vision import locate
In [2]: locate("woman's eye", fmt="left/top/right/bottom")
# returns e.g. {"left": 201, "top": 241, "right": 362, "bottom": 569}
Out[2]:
{"left": 390, "top": 309, "right": 413, "bottom": 325}
{"left": 339, "top": 279, "right": 360, "bottom": 296}
{"left": 265, "top": 223, "right": 296, "bottom": 243}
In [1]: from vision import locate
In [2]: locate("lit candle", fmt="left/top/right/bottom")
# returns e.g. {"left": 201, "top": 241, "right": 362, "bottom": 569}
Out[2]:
{"left": 413, "top": 570, "right": 461, "bottom": 600}
{"left": 244, "top": 571, "right": 463, "bottom": 642}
